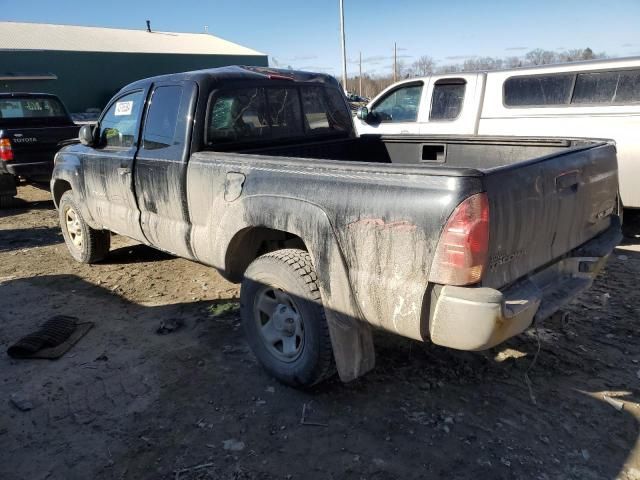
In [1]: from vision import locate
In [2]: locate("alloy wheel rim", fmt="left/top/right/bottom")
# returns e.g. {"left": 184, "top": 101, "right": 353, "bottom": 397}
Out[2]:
{"left": 254, "top": 287, "right": 305, "bottom": 362}
{"left": 64, "top": 206, "right": 83, "bottom": 249}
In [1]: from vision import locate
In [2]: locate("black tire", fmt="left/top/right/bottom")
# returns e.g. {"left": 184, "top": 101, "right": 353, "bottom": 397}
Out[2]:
{"left": 622, "top": 208, "right": 640, "bottom": 238}
{"left": 58, "top": 191, "right": 110, "bottom": 263}
{"left": 240, "top": 249, "right": 335, "bottom": 387}
{"left": 0, "top": 195, "right": 19, "bottom": 209}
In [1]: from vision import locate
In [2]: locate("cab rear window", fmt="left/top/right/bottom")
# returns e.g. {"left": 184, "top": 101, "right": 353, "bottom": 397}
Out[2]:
{"left": 206, "top": 85, "right": 351, "bottom": 146}
{"left": 0, "top": 98, "right": 67, "bottom": 119}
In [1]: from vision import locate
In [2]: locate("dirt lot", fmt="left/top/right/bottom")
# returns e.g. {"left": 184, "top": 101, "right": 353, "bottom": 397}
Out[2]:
{"left": 1, "top": 184, "right": 639, "bottom": 480}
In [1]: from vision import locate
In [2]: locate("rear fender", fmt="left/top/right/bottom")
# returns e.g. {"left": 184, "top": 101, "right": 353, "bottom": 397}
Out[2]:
{"left": 201, "top": 195, "right": 375, "bottom": 382}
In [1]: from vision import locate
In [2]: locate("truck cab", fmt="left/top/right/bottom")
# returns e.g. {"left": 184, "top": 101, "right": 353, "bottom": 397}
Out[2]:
{"left": 355, "top": 73, "right": 483, "bottom": 136}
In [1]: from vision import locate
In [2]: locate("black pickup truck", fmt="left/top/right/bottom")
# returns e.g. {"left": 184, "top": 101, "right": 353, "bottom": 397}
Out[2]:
{"left": 0, "top": 93, "right": 79, "bottom": 207}
{"left": 51, "top": 66, "right": 621, "bottom": 386}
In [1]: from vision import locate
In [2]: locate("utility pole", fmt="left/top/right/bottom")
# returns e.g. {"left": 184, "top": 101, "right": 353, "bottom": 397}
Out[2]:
{"left": 393, "top": 42, "right": 397, "bottom": 83}
{"left": 359, "top": 51, "right": 362, "bottom": 97}
{"left": 339, "top": 0, "right": 348, "bottom": 91}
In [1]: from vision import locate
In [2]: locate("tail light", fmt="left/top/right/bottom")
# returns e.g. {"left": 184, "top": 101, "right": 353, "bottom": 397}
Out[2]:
{"left": 429, "top": 192, "right": 489, "bottom": 286}
{"left": 0, "top": 138, "right": 13, "bottom": 161}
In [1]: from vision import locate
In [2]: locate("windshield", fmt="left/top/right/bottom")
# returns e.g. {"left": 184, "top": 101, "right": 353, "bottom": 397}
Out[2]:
{"left": 0, "top": 97, "right": 68, "bottom": 120}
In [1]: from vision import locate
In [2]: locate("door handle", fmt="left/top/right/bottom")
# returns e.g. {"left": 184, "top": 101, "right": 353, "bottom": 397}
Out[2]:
{"left": 118, "top": 167, "right": 131, "bottom": 176}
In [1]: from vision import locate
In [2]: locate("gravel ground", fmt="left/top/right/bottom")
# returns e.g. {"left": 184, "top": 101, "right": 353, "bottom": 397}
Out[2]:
{"left": 1, "top": 184, "right": 639, "bottom": 480}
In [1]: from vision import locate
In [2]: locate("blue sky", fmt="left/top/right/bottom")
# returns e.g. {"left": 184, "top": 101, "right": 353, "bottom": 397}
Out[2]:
{"left": 3, "top": 0, "right": 640, "bottom": 76}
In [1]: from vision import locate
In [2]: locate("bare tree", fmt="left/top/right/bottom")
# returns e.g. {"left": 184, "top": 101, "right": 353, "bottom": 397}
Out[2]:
{"left": 525, "top": 48, "right": 557, "bottom": 65}
{"left": 436, "top": 63, "right": 463, "bottom": 74}
{"left": 462, "top": 56, "right": 504, "bottom": 72}
{"left": 344, "top": 47, "right": 608, "bottom": 98}
{"left": 504, "top": 56, "right": 524, "bottom": 68}
{"left": 411, "top": 55, "right": 435, "bottom": 77}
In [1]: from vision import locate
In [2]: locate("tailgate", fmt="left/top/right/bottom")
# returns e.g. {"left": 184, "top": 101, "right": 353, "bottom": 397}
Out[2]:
{"left": 2, "top": 126, "right": 79, "bottom": 165}
{"left": 482, "top": 142, "right": 618, "bottom": 289}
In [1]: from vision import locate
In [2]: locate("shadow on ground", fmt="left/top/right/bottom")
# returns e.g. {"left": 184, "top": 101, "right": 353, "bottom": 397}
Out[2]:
{"left": 0, "top": 198, "right": 55, "bottom": 216}
{"left": 0, "top": 273, "right": 638, "bottom": 479}
{"left": 105, "top": 244, "right": 176, "bottom": 265}
{"left": 0, "top": 226, "right": 62, "bottom": 252}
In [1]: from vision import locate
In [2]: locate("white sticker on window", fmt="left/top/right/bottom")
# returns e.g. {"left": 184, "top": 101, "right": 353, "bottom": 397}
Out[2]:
{"left": 114, "top": 101, "right": 134, "bottom": 116}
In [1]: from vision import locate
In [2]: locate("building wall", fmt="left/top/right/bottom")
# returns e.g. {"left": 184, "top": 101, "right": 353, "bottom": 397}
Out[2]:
{"left": 0, "top": 50, "right": 268, "bottom": 113}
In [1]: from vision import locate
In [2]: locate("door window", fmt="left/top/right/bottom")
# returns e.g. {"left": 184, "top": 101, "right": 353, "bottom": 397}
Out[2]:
{"left": 429, "top": 79, "right": 466, "bottom": 120}
{"left": 143, "top": 86, "right": 183, "bottom": 150}
{"left": 371, "top": 84, "right": 423, "bottom": 122}
{"left": 99, "top": 91, "right": 144, "bottom": 148}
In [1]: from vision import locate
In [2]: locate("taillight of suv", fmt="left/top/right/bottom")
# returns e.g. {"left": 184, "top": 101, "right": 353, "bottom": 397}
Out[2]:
{"left": 0, "top": 138, "right": 13, "bottom": 161}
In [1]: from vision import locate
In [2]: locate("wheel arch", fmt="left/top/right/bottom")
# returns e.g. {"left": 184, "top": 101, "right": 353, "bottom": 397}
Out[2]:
{"left": 52, "top": 179, "right": 72, "bottom": 208}
{"left": 211, "top": 195, "right": 375, "bottom": 382}
{"left": 225, "top": 226, "right": 308, "bottom": 283}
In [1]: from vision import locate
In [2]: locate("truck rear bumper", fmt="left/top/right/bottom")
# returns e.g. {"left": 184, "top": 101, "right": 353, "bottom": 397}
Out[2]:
{"left": 428, "top": 221, "right": 622, "bottom": 351}
{"left": 5, "top": 161, "right": 53, "bottom": 182}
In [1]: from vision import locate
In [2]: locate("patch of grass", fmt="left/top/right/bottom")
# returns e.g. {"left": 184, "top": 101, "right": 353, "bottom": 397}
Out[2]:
{"left": 207, "top": 301, "right": 240, "bottom": 318}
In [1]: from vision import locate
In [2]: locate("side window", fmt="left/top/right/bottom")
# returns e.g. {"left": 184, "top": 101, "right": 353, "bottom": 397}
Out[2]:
{"left": 503, "top": 74, "right": 574, "bottom": 107}
{"left": 572, "top": 71, "right": 619, "bottom": 104}
{"left": 142, "top": 86, "right": 183, "bottom": 150}
{"left": 616, "top": 69, "right": 640, "bottom": 103}
{"left": 371, "top": 84, "right": 423, "bottom": 122}
{"left": 429, "top": 79, "right": 466, "bottom": 121}
{"left": 99, "top": 91, "right": 144, "bottom": 148}
{"left": 572, "top": 69, "right": 640, "bottom": 104}
{"left": 207, "top": 88, "right": 269, "bottom": 144}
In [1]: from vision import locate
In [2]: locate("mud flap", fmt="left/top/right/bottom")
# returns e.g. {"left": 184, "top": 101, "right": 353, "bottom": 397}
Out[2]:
{"left": 0, "top": 173, "right": 17, "bottom": 198}
{"left": 325, "top": 310, "right": 375, "bottom": 382}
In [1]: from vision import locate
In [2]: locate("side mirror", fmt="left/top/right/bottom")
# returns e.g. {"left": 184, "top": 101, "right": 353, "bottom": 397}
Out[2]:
{"left": 79, "top": 124, "right": 96, "bottom": 146}
{"left": 356, "top": 106, "right": 369, "bottom": 121}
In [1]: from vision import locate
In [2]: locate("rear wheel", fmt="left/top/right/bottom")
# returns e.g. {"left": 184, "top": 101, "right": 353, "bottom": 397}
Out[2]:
{"left": 240, "top": 249, "right": 335, "bottom": 387}
{"left": 59, "top": 191, "right": 110, "bottom": 263}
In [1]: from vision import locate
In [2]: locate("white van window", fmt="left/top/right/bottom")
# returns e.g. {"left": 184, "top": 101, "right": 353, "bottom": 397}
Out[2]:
{"left": 504, "top": 68, "right": 640, "bottom": 107}
{"left": 572, "top": 69, "right": 640, "bottom": 104}
{"left": 504, "top": 74, "right": 574, "bottom": 107}
{"left": 430, "top": 79, "right": 466, "bottom": 120}
{"left": 371, "top": 83, "right": 422, "bottom": 122}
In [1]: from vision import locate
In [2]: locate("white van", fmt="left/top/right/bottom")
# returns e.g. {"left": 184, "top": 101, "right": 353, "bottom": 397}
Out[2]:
{"left": 355, "top": 57, "right": 640, "bottom": 209}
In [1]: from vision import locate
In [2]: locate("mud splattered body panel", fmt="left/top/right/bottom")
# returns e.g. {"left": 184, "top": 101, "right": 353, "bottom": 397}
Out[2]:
{"left": 51, "top": 67, "right": 621, "bottom": 381}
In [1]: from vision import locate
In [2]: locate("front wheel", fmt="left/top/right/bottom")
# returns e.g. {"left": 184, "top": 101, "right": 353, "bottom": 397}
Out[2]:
{"left": 59, "top": 191, "right": 110, "bottom": 263}
{"left": 240, "top": 249, "right": 335, "bottom": 387}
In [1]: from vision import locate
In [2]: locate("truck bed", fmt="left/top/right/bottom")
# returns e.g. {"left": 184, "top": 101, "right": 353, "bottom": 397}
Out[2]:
{"left": 205, "top": 134, "right": 618, "bottom": 292}
{"left": 237, "top": 134, "right": 602, "bottom": 172}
